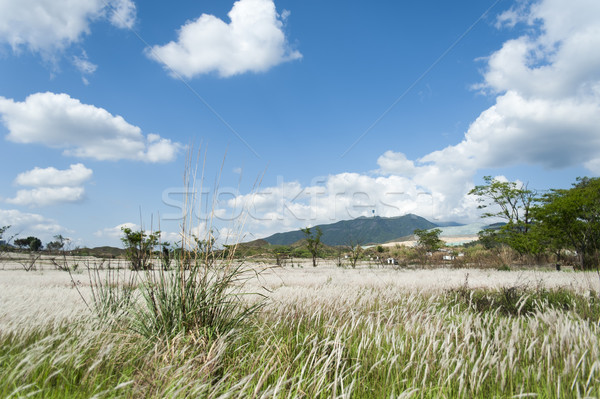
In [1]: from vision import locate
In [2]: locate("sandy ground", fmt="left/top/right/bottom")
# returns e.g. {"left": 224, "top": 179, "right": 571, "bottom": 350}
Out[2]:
{"left": 1, "top": 257, "right": 598, "bottom": 333}
{"left": 381, "top": 235, "right": 479, "bottom": 248}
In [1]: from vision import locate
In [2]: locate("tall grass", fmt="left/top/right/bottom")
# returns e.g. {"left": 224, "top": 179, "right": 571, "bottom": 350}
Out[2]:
{"left": 2, "top": 283, "right": 599, "bottom": 398}
{"left": 81, "top": 147, "right": 263, "bottom": 342}
{"left": 129, "top": 260, "right": 262, "bottom": 340}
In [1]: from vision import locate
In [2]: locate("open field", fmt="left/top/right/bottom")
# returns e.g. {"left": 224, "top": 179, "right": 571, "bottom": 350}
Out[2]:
{"left": 381, "top": 235, "right": 480, "bottom": 248}
{"left": 1, "top": 258, "right": 596, "bottom": 331}
{"left": 1, "top": 257, "right": 600, "bottom": 397}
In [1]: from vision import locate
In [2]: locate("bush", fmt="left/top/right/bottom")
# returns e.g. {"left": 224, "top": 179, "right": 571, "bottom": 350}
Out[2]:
{"left": 121, "top": 227, "right": 160, "bottom": 271}
{"left": 447, "top": 285, "right": 600, "bottom": 321}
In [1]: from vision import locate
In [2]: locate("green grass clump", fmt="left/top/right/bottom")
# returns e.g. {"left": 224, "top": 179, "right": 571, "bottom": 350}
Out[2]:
{"left": 130, "top": 261, "right": 262, "bottom": 340}
{"left": 446, "top": 285, "right": 600, "bottom": 321}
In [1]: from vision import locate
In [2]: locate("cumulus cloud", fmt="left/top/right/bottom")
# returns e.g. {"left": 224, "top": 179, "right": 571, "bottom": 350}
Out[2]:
{"left": 147, "top": 0, "right": 302, "bottom": 78}
{"left": 0, "top": 209, "right": 64, "bottom": 237}
{"left": 211, "top": 171, "right": 473, "bottom": 240}
{"left": 0, "top": 0, "right": 136, "bottom": 55}
{"left": 6, "top": 164, "right": 93, "bottom": 207}
{"left": 0, "top": 92, "right": 182, "bottom": 162}
{"left": 214, "top": 0, "right": 600, "bottom": 239}
{"left": 15, "top": 163, "right": 93, "bottom": 187}
{"left": 464, "top": 0, "right": 600, "bottom": 172}
{"left": 94, "top": 222, "right": 137, "bottom": 239}
{"left": 6, "top": 187, "right": 86, "bottom": 207}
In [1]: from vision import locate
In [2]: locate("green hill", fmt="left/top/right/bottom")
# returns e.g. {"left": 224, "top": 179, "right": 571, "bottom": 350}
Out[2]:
{"left": 262, "top": 214, "right": 438, "bottom": 246}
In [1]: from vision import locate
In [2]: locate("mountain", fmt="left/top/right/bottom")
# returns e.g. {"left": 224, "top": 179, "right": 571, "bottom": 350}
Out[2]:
{"left": 262, "top": 214, "right": 438, "bottom": 246}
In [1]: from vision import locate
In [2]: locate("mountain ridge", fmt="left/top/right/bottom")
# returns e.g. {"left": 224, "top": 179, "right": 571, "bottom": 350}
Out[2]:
{"left": 260, "top": 214, "right": 442, "bottom": 246}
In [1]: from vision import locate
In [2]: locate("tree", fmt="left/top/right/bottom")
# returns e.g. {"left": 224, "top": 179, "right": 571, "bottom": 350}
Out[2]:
{"left": 121, "top": 227, "right": 160, "bottom": 271}
{"left": 346, "top": 238, "right": 363, "bottom": 268}
{"left": 301, "top": 226, "right": 323, "bottom": 267}
{"left": 273, "top": 245, "right": 292, "bottom": 266}
{"left": 414, "top": 228, "right": 444, "bottom": 252}
{"left": 532, "top": 177, "right": 600, "bottom": 270}
{"left": 47, "top": 234, "right": 73, "bottom": 271}
{"left": 14, "top": 238, "right": 29, "bottom": 250}
{"left": 469, "top": 176, "right": 538, "bottom": 255}
{"left": 14, "top": 236, "right": 43, "bottom": 251}
{"left": 47, "top": 234, "right": 69, "bottom": 252}
{"left": 0, "top": 225, "right": 11, "bottom": 250}
{"left": 0, "top": 225, "right": 9, "bottom": 242}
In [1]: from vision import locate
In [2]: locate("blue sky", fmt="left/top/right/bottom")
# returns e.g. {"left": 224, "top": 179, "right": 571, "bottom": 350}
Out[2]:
{"left": 0, "top": 0, "right": 598, "bottom": 248}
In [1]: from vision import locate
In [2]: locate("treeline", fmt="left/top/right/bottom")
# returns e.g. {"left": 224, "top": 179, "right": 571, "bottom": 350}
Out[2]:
{"left": 470, "top": 176, "right": 600, "bottom": 270}
{"left": 0, "top": 227, "right": 69, "bottom": 253}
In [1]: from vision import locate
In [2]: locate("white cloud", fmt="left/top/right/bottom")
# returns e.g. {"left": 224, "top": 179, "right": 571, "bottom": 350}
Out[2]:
{"left": 108, "top": 0, "right": 136, "bottom": 29}
{"left": 147, "top": 0, "right": 302, "bottom": 78}
{"left": 450, "top": 0, "right": 600, "bottom": 173}
{"left": 0, "top": 92, "right": 182, "bottom": 162}
{"left": 72, "top": 51, "right": 98, "bottom": 84}
{"left": 6, "top": 164, "right": 93, "bottom": 207}
{"left": 0, "top": 0, "right": 136, "bottom": 55}
{"left": 421, "top": 91, "right": 600, "bottom": 171}
{"left": 377, "top": 151, "right": 416, "bottom": 177}
{"left": 6, "top": 187, "right": 86, "bottom": 207}
{"left": 213, "top": 171, "right": 475, "bottom": 240}
{"left": 0, "top": 209, "right": 64, "bottom": 237}
{"left": 94, "top": 222, "right": 137, "bottom": 240}
{"left": 15, "top": 163, "right": 93, "bottom": 187}
{"left": 72, "top": 52, "right": 97, "bottom": 75}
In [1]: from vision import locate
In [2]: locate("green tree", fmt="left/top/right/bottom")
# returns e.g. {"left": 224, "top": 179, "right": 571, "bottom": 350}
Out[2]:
{"left": 47, "top": 234, "right": 69, "bottom": 252}
{"left": 14, "top": 238, "right": 29, "bottom": 250}
{"left": 301, "top": 226, "right": 323, "bottom": 267}
{"left": 414, "top": 228, "right": 444, "bottom": 252}
{"left": 0, "top": 225, "right": 11, "bottom": 250}
{"left": 532, "top": 177, "right": 600, "bottom": 270}
{"left": 346, "top": 238, "right": 363, "bottom": 268}
{"left": 121, "top": 227, "right": 160, "bottom": 271}
{"left": 14, "top": 236, "right": 43, "bottom": 251}
{"left": 469, "top": 176, "right": 538, "bottom": 255}
{"left": 273, "top": 245, "right": 292, "bottom": 266}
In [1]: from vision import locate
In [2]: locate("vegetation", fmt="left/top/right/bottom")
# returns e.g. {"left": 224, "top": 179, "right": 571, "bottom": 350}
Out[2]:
{"left": 46, "top": 234, "right": 69, "bottom": 253}
{"left": 470, "top": 176, "right": 600, "bottom": 270}
{"left": 301, "top": 226, "right": 323, "bottom": 267}
{"left": 345, "top": 238, "right": 363, "bottom": 268}
{"left": 2, "top": 271, "right": 600, "bottom": 398}
{"left": 469, "top": 176, "right": 536, "bottom": 256}
{"left": 0, "top": 225, "right": 9, "bottom": 244}
{"left": 532, "top": 177, "right": 600, "bottom": 270}
{"left": 3, "top": 170, "right": 600, "bottom": 396}
{"left": 14, "top": 236, "right": 43, "bottom": 251}
{"left": 0, "top": 225, "right": 11, "bottom": 260}
{"left": 120, "top": 227, "right": 161, "bottom": 271}
{"left": 414, "top": 227, "right": 444, "bottom": 252}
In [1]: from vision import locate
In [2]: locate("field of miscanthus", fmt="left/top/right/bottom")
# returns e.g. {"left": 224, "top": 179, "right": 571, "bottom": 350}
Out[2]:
{"left": 1, "top": 256, "right": 600, "bottom": 398}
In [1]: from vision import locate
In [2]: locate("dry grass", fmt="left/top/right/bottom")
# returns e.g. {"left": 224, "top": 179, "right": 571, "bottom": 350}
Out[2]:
{"left": 1, "top": 260, "right": 600, "bottom": 397}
